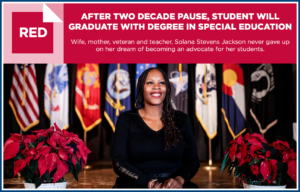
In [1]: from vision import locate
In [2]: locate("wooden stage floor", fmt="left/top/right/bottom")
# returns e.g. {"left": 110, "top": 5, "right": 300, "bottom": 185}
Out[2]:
{"left": 3, "top": 161, "right": 296, "bottom": 189}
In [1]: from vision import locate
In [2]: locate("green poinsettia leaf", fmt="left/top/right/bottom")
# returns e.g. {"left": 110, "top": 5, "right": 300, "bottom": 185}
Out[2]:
{"left": 21, "top": 166, "right": 27, "bottom": 178}
{"left": 269, "top": 147, "right": 278, "bottom": 159}
{"left": 276, "top": 162, "right": 283, "bottom": 172}
{"left": 234, "top": 164, "right": 239, "bottom": 177}
{"left": 66, "top": 159, "right": 74, "bottom": 173}
{"left": 7, "top": 161, "right": 14, "bottom": 177}
{"left": 35, "top": 173, "right": 42, "bottom": 189}
{"left": 234, "top": 163, "right": 248, "bottom": 178}
{"left": 29, "top": 143, "right": 35, "bottom": 148}
{"left": 32, "top": 136, "right": 46, "bottom": 147}
{"left": 67, "top": 158, "right": 78, "bottom": 181}
{"left": 278, "top": 173, "right": 282, "bottom": 186}
{"left": 19, "top": 144, "right": 25, "bottom": 151}
{"left": 228, "top": 162, "right": 236, "bottom": 176}
{"left": 262, "top": 143, "right": 270, "bottom": 150}
{"left": 28, "top": 160, "right": 38, "bottom": 174}
{"left": 75, "top": 155, "right": 81, "bottom": 178}
{"left": 50, "top": 168, "right": 57, "bottom": 178}
{"left": 267, "top": 172, "right": 273, "bottom": 181}
{"left": 276, "top": 162, "right": 283, "bottom": 185}
{"left": 221, "top": 154, "right": 230, "bottom": 174}
{"left": 281, "top": 163, "right": 288, "bottom": 180}
{"left": 70, "top": 143, "right": 78, "bottom": 155}
{"left": 13, "top": 153, "right": 22, "bottom": 161}
{"left": 249, "top": 157, "right": 260, "bottom": 165}
{"left": 71, "top": 166, "right": 78, "bottom": 181}
{"left": 26, "top": 167, "right": 34, "bottom": 182}
{"left": 43, "top": 171, "right": 51, "bottom": 181}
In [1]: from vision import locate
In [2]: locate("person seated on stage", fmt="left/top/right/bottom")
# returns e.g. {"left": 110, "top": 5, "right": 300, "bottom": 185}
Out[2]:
{"left": 112, "top": 67, "right": 200, "bottom": 189}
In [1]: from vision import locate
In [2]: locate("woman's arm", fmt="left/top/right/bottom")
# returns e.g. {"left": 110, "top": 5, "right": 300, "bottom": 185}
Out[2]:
{"left": 175, "top": 114, "right": 200, "bottom": 183}
{"left": 112, "top": 112, "right": 153, "bottom": 187}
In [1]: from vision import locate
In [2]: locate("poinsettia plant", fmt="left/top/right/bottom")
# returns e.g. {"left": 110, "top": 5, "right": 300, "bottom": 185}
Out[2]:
{"left": 221, "top": 133, "right": 296, "bottom": 186}
{"left": 4, "top": 123, "right": 91, "bottom": 188}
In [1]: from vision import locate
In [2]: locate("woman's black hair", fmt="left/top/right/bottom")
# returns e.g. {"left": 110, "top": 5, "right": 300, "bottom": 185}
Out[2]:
{"left": 135, "top": 67, "right": 184, "bottom": 150}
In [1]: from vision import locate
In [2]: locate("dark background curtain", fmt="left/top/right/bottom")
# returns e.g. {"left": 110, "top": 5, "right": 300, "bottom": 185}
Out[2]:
{"left": 3, "top": 64, "right": 297, "bottom": 162}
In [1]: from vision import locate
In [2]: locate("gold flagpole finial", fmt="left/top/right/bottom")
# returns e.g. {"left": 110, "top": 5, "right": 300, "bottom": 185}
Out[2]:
{"left": 22, "top": 64, "right": 26, "bottom": 106}
{"left": 178, "top": 64, "right": 182, "bottom": 82}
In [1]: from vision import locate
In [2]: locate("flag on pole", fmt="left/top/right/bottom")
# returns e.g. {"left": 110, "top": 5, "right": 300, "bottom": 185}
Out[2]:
{"left": 75, "top": 64, "right": 101, "bottom": 132}
{"left": 221, "top": 64, "right": 246, "bottom": 139}
{"left": 135, "top": 63, "right": 157, "bottom": 97}
{"left": 44, "top": 64, "right": 69, "bottom": 129}
{"left": 9, "top": 64, "right": 39, "bottom": 132}
{"left": 249, "top": 64, "right": 277, "bottom": 135}
{"left": 104, "top": 64, "right": 131, "bottom": 132}
{"left": 168, "top": 64, "right": 188, "bottom": 113}
{"left": 195, "top": 64, "right": 217, "bottom": 139}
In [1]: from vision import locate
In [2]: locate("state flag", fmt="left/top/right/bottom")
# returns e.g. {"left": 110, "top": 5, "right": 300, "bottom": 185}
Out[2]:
{"left": 221, "top": 64, "right": 246, "bottom": 139}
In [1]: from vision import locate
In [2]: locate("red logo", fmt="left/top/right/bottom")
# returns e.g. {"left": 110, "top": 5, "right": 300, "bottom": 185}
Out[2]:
{"left": 12, "top": 12, "right": 53, "bottom": 53}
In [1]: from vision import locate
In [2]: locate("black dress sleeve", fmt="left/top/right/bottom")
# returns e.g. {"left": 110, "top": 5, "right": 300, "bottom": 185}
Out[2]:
{"left": 112, "top": 112, "right": 153, "bottom": 187}
{"left": 175, "top": 114, "right": 200, "bottom": 183}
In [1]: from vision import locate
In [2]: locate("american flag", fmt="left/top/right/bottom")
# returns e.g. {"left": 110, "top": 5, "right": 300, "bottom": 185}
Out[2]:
{"left": 9, "top": 64, "right": 39, "bottom": 132}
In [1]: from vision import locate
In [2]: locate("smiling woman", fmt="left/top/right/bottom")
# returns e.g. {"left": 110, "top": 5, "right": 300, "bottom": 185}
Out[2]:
{"left": 112, "top": 68, "right": 200, "bottom": 189}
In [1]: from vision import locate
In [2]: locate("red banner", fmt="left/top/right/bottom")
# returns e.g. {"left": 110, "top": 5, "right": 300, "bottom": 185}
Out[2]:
{"left": 75, "top": 64, "right": 101, "bottom": 132}
{"left": 64, "top": 3, "right": 297, "bottom": 63}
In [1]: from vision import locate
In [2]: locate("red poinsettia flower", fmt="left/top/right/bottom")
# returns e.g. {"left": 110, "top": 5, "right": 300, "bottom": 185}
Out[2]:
{"left": 13, "top": 159, "right": 26, "bottom": 177}
{"left": 287, "top": 160, "right": 297, "bottom": 183}
{"left": 250, "top": 145, "right": 262, "bottom": 157}
{"left": 273, "top": 140, "right": 290, "bottom": 151}
{"left": 266, "top": 150, "right": 271, "bottom": 158}
{"left": 38, "top": 155, "right": 47, "bottom": 177}
{"left": 249, "top": 133, "right": 268, "bottom": 144}
{"left": 236, "top": 135, "right": 244, "bottom": 145}
{"left": 282, "top": 149, "right": 296, "bottom": 163}
{"left": 4, "top": 123, "right": 91, "bottom": 186}
{"left": 31, "top": 129, "right": 49, "bottom": 138}
{"left": 235, "top": 152, "right": 242, "bottom": 163}
{"left": 221, "top": 133, "right": 297, "bottom": 186}
{"left": 53, "top": 159, "right": 69, "bottom": 183}
{"left": 268, "top": 159, "right": 278, "bottom": 184}
{"left": 229, "top": 138, "right": 237, "bottom": 145}
{"left": 246, "top": 137, "right": 263, "bottom": 148}
{"left": 250, "top": 164, "right": 259, "bottom": 176}
{"left": 4, "top": 133, "right": 23, "bottom": 161}
{"left": 260, "top": 159, "right": 272, "bottom": 181}
{"left": 239, "top": 154, "right": 252, "bottom": 166}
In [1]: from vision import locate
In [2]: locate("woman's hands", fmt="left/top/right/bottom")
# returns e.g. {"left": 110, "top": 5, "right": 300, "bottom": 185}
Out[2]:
{"left": 148, "top": 179, "right": 164, "bottom": 189}
{"left": 148, "top": 176, "right": 185, "bottom": 189}
{"left": 162, "top": 176, "right": 185, "bottom": 189}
